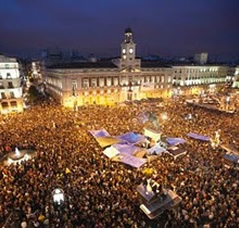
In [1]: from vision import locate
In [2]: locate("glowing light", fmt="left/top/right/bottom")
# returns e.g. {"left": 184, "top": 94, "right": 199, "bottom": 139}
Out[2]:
{"left": 15, "top": 147, "right": 20, "bottom": 157}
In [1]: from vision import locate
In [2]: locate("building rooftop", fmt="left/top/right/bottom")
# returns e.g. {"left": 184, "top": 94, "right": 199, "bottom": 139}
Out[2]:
{"left": 48, "top": 61, "right": 118, "bottom": 69}
{"left": 141, "top": 61, "right": 171, "bottom": 68}
{"left": 0, "top": 55, "right": 17, "bottom": 63}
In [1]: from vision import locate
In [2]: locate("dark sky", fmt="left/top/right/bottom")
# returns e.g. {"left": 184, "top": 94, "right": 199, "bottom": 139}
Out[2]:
{"left": 1, "top": 0, "right": 239, "bottom": 59}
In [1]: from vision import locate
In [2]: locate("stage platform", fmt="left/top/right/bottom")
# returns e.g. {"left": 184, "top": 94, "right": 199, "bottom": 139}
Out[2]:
{"left": 166, "top": 146, "right": 187, "bottom": 159}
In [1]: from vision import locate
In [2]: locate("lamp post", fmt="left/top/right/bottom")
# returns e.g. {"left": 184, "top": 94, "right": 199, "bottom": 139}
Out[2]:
{"left": 51, "top": 188, "right": 65, "bottom": 226}
{"left": 52, "top": 188, "right": 65, "bottom": 207}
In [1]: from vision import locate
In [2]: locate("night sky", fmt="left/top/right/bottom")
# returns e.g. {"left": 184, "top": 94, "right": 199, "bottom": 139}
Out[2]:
{"left": 1, "top": 0, "right": 239, "bottom": 59}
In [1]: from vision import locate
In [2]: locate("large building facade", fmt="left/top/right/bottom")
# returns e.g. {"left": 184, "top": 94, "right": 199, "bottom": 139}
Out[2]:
{"left": 0, "top": 55, "right": 23, "bottom": 114}
{"left": 43, "top": 29, "right": 228, "bottom": 108}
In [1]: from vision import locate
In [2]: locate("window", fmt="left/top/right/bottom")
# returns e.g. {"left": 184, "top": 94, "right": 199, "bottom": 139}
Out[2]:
{"left": 10, "top": 92, "right": 15, "bottom": 98}
{"left": 0, "top": 74, "right": 2, "bottom": 79}
{"left": 155, "top": 76, "right": 158, "bottom": 83}
{"left": 91, "top": 78, "right": 97, "bottom": 88}
{"left": 72, "top": 80, "right": 77, "bottom": 96}
{"left": 106, "top": 78, "right": 112, "bottom": 87}
{"left": 5, "top": 64, "right": 9, "bottom": 69}
{"left": 8, "top": 82, "right": 14, "bottom": 88}
{"left": 161, "top": 76, "right": 165, "bottom": 83}
{"left": 99, "top": 78, "right": 105, "bottom": 87}
{"left": 0, "top": 82, "right": 3, "bottom": 89}
{"left": 121, "top": 76, "right": 126, "bottom": 85}
{"left": 1, "top": 92, "right": 7, "bottom": 99}
{"left": 7, "top": 73, "right": 11, "bottom": 79}
{"left": 82, "top": 79, "right": 89, "bottom": 88}
{"left": 168, "top": 76, "right": 171, "bottom": 83}
{"left": 72, "top": 80, "right": 77, "bottom": 89}
{"left": 114, "top": 77, "right": 118, "bottom": 86}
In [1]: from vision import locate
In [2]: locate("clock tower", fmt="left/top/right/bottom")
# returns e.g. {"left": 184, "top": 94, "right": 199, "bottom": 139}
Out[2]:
{"left": 112, "top": 28, "right": 140, "bottom": 71}
{"left": 121, "top": 27, "right": 136, "bottom": 64}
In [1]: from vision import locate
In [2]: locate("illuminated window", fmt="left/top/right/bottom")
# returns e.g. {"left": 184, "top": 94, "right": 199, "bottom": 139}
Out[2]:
{"left": 10, "top": 92, "right": 15, "bottom": 98}
{"left": 114, "top": 78, "right": 118, "bottom": 86}
{"left": 72, "top": 80, "right": 77, "bottom": 89}
{"left": 99, "top": 78, "right": 105, "bottom": 87}
{"left": 91, "top": 78, "right": 97, "bottom": 88}
{"left": 107, "top": 78, "right": 112, "bottom": 87}
{"left": 82, "top": 79, "right": 89, "bottom": 88}
{"left": 1, "top": 92, "right": 7, "bottom": 99}
{"left": 8, "top": 82, "right": 14, "bottom": 88}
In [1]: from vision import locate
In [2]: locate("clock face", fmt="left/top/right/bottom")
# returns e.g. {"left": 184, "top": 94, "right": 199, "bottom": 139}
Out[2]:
{"left": 129, "top": 48, "right": 134, "bottom": 54}
{"left": 122, "top": 49, "right": 126, "bottom": 54}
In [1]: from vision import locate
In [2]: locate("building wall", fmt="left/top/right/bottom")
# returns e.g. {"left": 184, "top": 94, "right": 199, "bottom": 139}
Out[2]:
{"left": 43, "top": 66, "right": 174, "bottom": 108}
{"left": 232, "top": 67, "right": 239, "bottom": 88}
{"left": 0, "top": 55, "right": 23, "bottom": 114}
{"left": 43, "top": 64, "right": 229, "bottom": 108}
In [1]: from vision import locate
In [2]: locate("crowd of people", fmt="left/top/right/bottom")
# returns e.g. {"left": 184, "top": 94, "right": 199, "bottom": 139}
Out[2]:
{"left": 0, "top": 97, "right": 238, "bottom": 227}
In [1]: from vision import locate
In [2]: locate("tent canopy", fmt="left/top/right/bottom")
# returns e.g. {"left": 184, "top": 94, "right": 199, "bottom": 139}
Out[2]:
{"left": 147, "top": 144, "right": 166, "bottom": 155}
{"left": 120, "top": 154, "right": 147, "bottom": 168}
{"left": 95, "top": 136, "right": 122, "bottom": 148}
{"left": 117, "top": 132, "right": 145, "bottom": 144}
{"left": 166, "top": 137, "right": 186, "bottom": 146}
{"left": 89, "top": 129, "right": 110, "bottom": 138}
{"left": 187, "top": 132, "right": 210, "bottom": 141}
{"left": 224, "top": 153, "right": 239, "bottom": 164}
{"left": 113, "top": 143, "right": 140, "bottom": 156}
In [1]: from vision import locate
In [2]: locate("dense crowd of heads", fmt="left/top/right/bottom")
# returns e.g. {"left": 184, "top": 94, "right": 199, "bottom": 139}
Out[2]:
{"left": 0, "top": 99, "right": 238, "bottom": 227}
